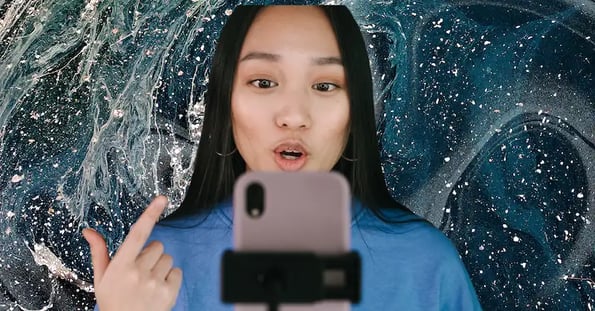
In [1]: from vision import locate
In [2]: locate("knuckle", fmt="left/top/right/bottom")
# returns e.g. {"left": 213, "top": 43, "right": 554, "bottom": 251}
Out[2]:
{"left": 128, "top": 230, "right": 146, "bottom": 245}
{"left": 169, "top": 268, "right": 183, "bottom": 283}
{"left": 146, "top": 240, "right": 164, "bottom": 254}
{"left": 153, "top": 241, "right": 165, "bottom": 253}
{"left": 144, "top": 277, "right": 160, "bottom": 290}
{"left": 161, "top": 253, "right": 173, "bottom": 265}
{"left": 130, "top": 269, "right": 143, "bottom": 284}
{"left": 133, "top": 229, "right": 152, "bottom": 245}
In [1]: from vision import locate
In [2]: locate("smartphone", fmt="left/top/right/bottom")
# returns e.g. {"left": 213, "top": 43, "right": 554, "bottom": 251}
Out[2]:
{"left": 232, "top": 171, "right": 351, "bottom": 311}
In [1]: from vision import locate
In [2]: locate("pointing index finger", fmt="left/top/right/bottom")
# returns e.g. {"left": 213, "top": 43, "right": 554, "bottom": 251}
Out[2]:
{"left": 114, "top": 195, "right": 169, "bottom": 261}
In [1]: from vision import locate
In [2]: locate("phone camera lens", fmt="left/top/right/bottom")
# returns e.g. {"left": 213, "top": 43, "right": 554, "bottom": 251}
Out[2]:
{"left": 246, "top": 182, "right": 265, "bottom": 218}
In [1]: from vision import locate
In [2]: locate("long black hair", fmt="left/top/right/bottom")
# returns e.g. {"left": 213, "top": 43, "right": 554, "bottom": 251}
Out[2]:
{"left": 168, "top": 5, "right": 411, "bottom": 220}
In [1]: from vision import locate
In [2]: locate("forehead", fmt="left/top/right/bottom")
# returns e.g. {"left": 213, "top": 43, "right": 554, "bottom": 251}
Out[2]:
{"left": 240, "top": 6, "right": 340, "bottom": 57}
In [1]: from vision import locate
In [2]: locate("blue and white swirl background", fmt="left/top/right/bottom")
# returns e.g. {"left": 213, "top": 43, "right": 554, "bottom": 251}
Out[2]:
{"left": 0, "top": 0, "right": 593, "bottom": 309}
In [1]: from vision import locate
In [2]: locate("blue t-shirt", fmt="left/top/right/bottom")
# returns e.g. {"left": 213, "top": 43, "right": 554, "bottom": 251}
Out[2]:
{"left": 143, "top": 200, "right": 482, "bottom": 310}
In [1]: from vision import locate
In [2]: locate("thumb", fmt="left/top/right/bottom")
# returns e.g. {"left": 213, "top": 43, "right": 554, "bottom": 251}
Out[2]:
{"left": 82, "top": 228, "right": 110, "bottom": 284}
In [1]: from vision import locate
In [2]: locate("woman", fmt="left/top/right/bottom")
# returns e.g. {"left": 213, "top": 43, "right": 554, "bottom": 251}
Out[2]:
{"left": 83, "top": 5, "right": 482, "bottom": 310}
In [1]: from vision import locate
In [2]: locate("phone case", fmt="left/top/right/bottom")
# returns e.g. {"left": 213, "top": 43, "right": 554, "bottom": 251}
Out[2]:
{"left": 233, "top": 172, "right": 351, "bottom": 311}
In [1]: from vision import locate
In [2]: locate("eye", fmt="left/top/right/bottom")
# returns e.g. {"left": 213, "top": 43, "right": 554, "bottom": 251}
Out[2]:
{"left": 249, "top": 79, "right": 278, "bottom": 89}
{"left": 312, "top": 82, "right": 339, "bottom": 92}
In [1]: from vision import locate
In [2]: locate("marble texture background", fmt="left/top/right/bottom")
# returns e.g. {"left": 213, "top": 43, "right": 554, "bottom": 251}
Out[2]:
{"left": 0, "top": 0, "right": 593, "bottom": 310}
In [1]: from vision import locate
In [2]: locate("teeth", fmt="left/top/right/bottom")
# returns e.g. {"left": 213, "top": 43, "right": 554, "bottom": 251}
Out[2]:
{"left": 281, "top": 154, "right": 299, "bottom": 160}
{"left": 280, "top": 150, "right": 302, "bottom": 160}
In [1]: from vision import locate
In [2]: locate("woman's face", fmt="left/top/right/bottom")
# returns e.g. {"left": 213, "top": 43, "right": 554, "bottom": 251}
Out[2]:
{"left": 231, "top": 6, "right": 350, "bottom": 172}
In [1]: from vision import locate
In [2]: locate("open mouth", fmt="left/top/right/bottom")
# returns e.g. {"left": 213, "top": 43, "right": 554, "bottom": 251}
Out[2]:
{"left": 279, "top": 150, "right": 303, "bottom": 160}
{"left": 273, "top": 142, "right": 308, "bottom": 171}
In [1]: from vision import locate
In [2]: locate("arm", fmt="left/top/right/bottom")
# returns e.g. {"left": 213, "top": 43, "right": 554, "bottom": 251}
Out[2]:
{"left": 438, "top": 246, "right": 483, "bottom": 310}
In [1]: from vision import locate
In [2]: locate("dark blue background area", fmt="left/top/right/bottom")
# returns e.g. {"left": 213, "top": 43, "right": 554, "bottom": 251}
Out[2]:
{"left": 0, "top": 0, "right": 593, "bottom": 310}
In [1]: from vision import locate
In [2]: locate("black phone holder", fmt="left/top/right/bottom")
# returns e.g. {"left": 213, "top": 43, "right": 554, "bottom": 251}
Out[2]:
{"left": 221, "top": 250, "right": 361, "bottom": 310}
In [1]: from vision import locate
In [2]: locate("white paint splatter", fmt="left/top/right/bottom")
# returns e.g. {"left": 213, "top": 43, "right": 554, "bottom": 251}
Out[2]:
{"left": 28, "top": 242, "right": 94, "bottom": 292}
{"left": 11, "top": 174, "right": 24, "bottom": 183}
{"left": 112, "top": 109, "right": 124, "bottom": 118}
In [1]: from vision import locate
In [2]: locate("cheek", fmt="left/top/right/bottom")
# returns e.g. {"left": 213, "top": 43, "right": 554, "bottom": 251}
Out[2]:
{"left": 326, "top": 100, "right": 350, "bottom": 141}
{"left": 231, "top": 93, "right": 249, "bottom": 146}
{"left": 312, "top": 101, "right": 350, "bottom": 162}
{"left": 337, "top": 116, "right": 351, "bottom": 151}
{"left": 231, "top": 90, "right": 253, "bottom": 134}
{"left": 336, "top": 102, "right": 351, "bottom": 151}
{"left": 231, "top": 93, "right": 268, "bottom": 151}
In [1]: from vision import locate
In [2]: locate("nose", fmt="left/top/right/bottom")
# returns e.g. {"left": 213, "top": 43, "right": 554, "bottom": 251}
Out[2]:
{"left": 274, "top": 89, "right": 312, "bottom": 129}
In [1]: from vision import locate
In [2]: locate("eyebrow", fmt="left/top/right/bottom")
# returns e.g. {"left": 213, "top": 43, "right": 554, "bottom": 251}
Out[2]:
{"left": 240, "top": 52, "right": 280, "bottom": 62}
{"left": 313, "top": 56, "right": 343, "bottom": 66}
{"left": 239, "top": 52, "right": 343, "bottom": 66}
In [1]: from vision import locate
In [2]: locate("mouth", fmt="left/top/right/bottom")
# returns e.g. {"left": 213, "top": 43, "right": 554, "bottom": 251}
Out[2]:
{"left": 279, "top": 149, "right": 304, "bottom": 160}
{"left": 273, "top": 142, "right": 308, "bottom": 171}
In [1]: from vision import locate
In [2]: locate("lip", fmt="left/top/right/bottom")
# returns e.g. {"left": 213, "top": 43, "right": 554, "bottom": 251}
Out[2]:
{"left": 272, "top": 140, "right": 308, "bottom": 171}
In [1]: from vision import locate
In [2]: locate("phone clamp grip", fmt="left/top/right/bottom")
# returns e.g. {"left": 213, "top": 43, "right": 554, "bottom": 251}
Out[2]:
{"left": 221, "top": 250, "right": 361, "bottom": 306}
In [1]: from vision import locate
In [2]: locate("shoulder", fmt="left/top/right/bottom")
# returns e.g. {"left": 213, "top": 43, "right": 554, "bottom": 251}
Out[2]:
{"left": 354, "top": 202, "right": 452, "bottom": 247}
{"left": 353, "top": 203, "right": 482, "bottom": 310}
{"left": 149, "top": 202, "right": 232, "bottom": 244}
{"left": 356, "top": 202, "right": 463, "bottom": 260}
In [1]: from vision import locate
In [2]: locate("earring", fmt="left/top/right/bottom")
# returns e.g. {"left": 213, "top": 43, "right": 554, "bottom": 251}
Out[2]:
{"left": 341, "top": 154, "right": 358, "bottom": 162}
{"left": 216, "top": 148, "right": 237, "bottom": 157}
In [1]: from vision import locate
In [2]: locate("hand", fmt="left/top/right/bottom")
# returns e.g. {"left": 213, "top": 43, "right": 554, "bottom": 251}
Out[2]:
{"left": 82, "top": 195, "right": 182, "bottom": 311}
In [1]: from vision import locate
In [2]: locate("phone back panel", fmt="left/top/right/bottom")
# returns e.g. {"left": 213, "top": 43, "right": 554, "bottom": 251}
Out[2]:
{"left": 233, "top": 172, "right": 351, "bottom": 311}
